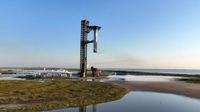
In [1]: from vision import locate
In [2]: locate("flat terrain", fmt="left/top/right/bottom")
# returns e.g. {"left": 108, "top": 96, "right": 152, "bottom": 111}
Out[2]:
{"left": 108, "top": 70, "right": 200, "bottom": 98}
{"left": 109, "top": 80, "right": 200, "bottom": 99}
{"left": 0, "top": 80, "right": 128, "bottom": 112}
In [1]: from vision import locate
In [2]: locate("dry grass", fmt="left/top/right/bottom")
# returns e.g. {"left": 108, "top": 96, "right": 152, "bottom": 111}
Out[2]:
{"left": 0, "top": 80, "right": 128, "bottom": 112}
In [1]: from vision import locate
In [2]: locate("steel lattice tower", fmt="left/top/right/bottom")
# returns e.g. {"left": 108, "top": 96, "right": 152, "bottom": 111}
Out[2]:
{"left": 80, "top": 20, "right": 89, "bottom": 77}
{"left": 80, "top": 20, "right": 101, "bottom": 78}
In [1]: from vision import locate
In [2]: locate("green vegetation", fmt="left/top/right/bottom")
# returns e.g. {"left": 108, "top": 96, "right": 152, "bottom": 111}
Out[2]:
{"left": 178, "top": 77, "right": 200, "bottom": 84}
{"left": 0, "top": 80, "right": 128, "bottom": 112}
{"left": 127, "top": 71, "right": 200, "bottom": 77}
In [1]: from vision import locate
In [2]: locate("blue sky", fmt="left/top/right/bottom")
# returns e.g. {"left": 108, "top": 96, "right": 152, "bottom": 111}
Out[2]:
{"left": 0, "top": 0, "right": 200, "bottom": 69}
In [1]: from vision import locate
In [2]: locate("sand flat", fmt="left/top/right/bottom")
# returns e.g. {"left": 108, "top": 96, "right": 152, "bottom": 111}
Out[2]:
{"left": 107, "top": 76, "right": 200, "bottom": 99}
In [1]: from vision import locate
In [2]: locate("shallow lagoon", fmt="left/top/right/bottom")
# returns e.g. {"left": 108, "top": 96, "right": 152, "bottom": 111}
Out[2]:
{"left": 46, "top": 91, "right": 200, "bottom": 112}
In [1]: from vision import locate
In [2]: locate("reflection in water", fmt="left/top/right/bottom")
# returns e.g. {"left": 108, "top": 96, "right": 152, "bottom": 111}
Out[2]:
{"left": 46, "top": 91, "right": 200, "bottom": 112}
{"left": 92, "top": 104, "right": 96, "bottom": 112}
{"left": 79, "top": 106, "right": 86, "bottom": 112}
{"left": 79, "top": 104, "right": 96, "bottom": 112}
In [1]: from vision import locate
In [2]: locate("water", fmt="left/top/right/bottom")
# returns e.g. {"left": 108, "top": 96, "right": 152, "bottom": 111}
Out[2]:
{"left": 0, "top": 74, "right": 27, "bottom": 80}
{"left": 46, "top": 91, "right": 200, "bottom": 112}
{"left": 0, "top": 77, "right": 25, "bottom": 80}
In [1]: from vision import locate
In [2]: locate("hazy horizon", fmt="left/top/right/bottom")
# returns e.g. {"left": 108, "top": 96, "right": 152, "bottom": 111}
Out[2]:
{"left": 1, "top": 0, "right": 200, "bottom": 69}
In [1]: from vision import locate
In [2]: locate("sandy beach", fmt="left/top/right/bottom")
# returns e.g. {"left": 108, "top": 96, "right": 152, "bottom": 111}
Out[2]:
{"left": 107, "top": 76, "right": 200, "bottom": 99}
